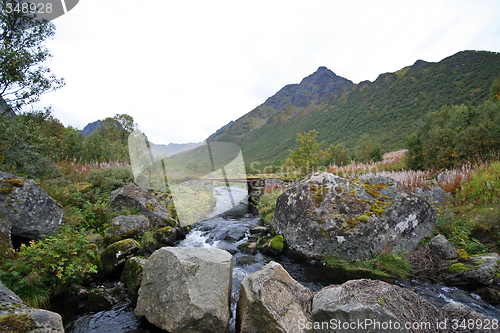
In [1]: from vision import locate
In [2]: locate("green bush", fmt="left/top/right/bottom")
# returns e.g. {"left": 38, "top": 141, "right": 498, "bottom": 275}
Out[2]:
{"left": 0, "top": 226, "right": 98, "bottom": 308}
{"left": 455, "top": 162, "right": 500, "bottom": 205}
{"left": 257, "top": 188, "right": 286, "bottom": 224}
{"left": 406, "top": 100, "right": 500, "bottom": 170}
{"left": 435, "top": 211, "right": 486, "bottom": 256}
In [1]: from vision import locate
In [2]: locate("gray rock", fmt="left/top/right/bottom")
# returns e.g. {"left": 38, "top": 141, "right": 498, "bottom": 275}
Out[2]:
{"left": 0, "top": 173, "right": 63, "bottom": 239}
{"left": 312, "top": 279, "right": 441, "bottom": 333}
{"left": 0, "top": 217, "right": 12, "bottom": 257}
{"left": 104, "top": 214, "right": 150, "bottom": 244}
{"left": 249, "top": 226, "right": 268, "bottom": 235}
{"left": 442, "top": 253, "right": 500, "bottom": 289}
{"left": 86, "top": 283, "right": 126, "bottom": 312}
{"left": 0, "top": 280, "right": 64, "bottom": 332}
{"left": 110, "top": 183, "right": 177, "bottom": 228}
{"left": 429, "top": 234, "right": 458, "bottom": 260}
{"left": 237, "top": 261, "right": 313, "bottom": 333}
{"left": 414, "top": 186, "right": 449, "bottom": 207}
{"left": 101, "top": 238, "right": 142, "bottom": 276}
{"left": 271, "top": 172, "right": 437, "bottom": 260}
{"left": 135, "top": 247, "right": 233, "bottom": 333}
{"left": 440, "top": 303, "right": 492, "bottom": 333}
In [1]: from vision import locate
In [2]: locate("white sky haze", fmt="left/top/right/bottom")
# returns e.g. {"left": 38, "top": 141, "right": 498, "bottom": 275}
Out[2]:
{"left": 35, "top": 0, "right": 500, "bottom": 145}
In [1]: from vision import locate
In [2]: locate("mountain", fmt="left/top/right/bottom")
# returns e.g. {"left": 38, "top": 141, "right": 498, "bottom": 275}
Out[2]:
{"left": 81, "top": 120, "right": 101, "bottom": 136}
{"left": 207, "top": 50, "right": 500, "bottom": 166}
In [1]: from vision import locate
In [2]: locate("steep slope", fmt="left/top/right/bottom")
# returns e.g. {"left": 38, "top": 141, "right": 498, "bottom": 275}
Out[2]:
{"left": 208, "top": 50, "right": 500, "bottom": 166}
{"left": 208, "top": 66, "right": 355, "bottom": 143}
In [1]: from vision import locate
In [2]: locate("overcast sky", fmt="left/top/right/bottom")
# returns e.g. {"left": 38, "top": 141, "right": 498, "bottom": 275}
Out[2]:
{"left": 36, "top": 0, "right": 500, "bottom": 145}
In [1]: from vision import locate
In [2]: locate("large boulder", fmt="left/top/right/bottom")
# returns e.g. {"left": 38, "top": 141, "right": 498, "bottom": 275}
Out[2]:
{"left": 0, "top": 280, "right": 64, "bottom": 332}
{"left": 312, "top": 279, "right": 442, "bottom": 333}
{"left": 0, "top": 172, "right": 63, "bottom": 239}
{"left": 135, "top": 247, "right": 233, "bottom": 333}
{"left": 237, "top": 261, "right": 313, "bottom": 333}
{"left": 271, "top": 172, "right": 437, "bottom": 260}
{"left": 109, "top": 183, "right": 176, "bottom": 228}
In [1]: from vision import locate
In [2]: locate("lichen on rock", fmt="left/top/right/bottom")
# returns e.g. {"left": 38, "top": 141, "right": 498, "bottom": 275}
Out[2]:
{"left": 271, "top": 172, "right": 437, "bottom": 260}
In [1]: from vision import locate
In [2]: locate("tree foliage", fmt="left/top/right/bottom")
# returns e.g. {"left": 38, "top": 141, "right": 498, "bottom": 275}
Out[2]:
{"left": 405, "top": 100, "right": 500, "bottom": 170}
{"left": 288, "top": 130, "right": 320, "bottom": 174}
{"left": 0, "top": 0, "right": 65, "bottom": 110}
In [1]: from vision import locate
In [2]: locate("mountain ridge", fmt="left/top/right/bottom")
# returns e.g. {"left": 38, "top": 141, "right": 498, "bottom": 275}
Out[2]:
{"left": 207, "top": 50, "right": 500, "bottom": 166}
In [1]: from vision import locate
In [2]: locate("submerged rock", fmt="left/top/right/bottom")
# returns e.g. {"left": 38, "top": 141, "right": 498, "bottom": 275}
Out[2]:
{"left": 237, "top": 261, "right": 313, "bottom": 333}
{"left": 135, "top": 247, "right": 233, "bottom": 333}
{"left": 0, "top": 172, "right": 63, "bottom": 240}
{"left": 271, "top": 172, "right": 437, "bottom": 260}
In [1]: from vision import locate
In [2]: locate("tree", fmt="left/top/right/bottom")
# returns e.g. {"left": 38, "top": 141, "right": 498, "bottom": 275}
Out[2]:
{"left": 288, "top": 130, "right": 320, "bottom": 174}
{"left": 324, "top": 143, "right": 350, "bottom": 166}
{"left": 0, "top": 0, "right": 65, "bottom": 111}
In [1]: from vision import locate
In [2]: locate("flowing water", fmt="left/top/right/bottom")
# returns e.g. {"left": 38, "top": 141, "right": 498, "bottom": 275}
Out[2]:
{"left": 64, "top": 187, "right": 500, "bottom": 332}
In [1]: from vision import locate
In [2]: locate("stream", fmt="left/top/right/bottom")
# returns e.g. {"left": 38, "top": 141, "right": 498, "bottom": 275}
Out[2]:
{"left": 63, "top": 187, "right": 500, "bottom": 332}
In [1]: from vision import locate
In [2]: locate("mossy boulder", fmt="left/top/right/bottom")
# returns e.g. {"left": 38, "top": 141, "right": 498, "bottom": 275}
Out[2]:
{"left": 120, "top": 256, "right": 147, "bottom": 305}
{"left": 441, "top": 253, "right": 500, "bottom": 289}
{"left": 109, "top": 184, "right": 177, "bottom": 228}
{"left": 271, "top": 172, "right": 437, "bottom": 260}
{"left": 154, "top": 226, "right": 177, "bottom": 245}
{"left": 103, "top": 214, "right": 150, "bottom": 245}
{"left": 101, "top": 238, "right": 142, "bottom": 277}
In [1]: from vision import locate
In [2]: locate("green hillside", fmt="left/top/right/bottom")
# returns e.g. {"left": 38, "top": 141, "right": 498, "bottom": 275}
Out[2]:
{"left": 207, "top": 50, "right": 500, "bottom": 167}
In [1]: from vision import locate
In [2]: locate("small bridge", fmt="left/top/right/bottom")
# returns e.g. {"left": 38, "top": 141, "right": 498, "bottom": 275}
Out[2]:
{"left": 205, "top": 177, "right": 264, "bottom": 205}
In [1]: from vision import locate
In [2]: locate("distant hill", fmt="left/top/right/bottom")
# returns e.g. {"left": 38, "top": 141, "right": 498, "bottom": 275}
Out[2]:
{"left": 207, "top": 50, "right": 500, "bottom": 166}
{"left": 81, "top": 120, "right": 101, "bottom": 136}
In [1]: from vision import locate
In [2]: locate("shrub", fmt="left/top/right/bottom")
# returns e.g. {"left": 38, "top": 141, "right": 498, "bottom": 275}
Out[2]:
{"left": 435, "top": 210, "right": 486, "bottom": 256}
{"left": 257, "top": 188, "right": 286, "bottom": 224}
{"left": 0, "top": 226, "right": 98, "bottom": 308}
{"left": 455, "top": 162, "right": 500, "bottom": 205}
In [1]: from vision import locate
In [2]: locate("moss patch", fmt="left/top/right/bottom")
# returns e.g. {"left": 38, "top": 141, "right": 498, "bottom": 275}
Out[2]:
{"left": 0, "top": 313, "right": 36, "bottom": 333}
{"left": 448, "top": 262, "right": 474, "bottom": 274}
{"left": 270, "top": 235, "right": 284, "bottom": 250}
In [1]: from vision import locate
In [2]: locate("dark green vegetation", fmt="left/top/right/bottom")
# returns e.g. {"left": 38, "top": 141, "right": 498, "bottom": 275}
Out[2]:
{"left": 0, "top": 0, "right": 65, "bottom": 111}
{"left": 208, "top": 51, "right": 500, "bottom": 169}
{"left": 437, "top": 162, "right": 500, "bottom": 256}
{"left": 406, "top": 97, "right": 500, "bottom": 170}
{"left": 0, "top": 110, "right": 135, "bottom": 178}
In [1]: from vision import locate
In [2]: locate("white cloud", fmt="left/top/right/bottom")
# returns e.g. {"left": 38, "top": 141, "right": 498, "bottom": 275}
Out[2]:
{"left": 35, "top": 0, "right": 500, "bottom": 144}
